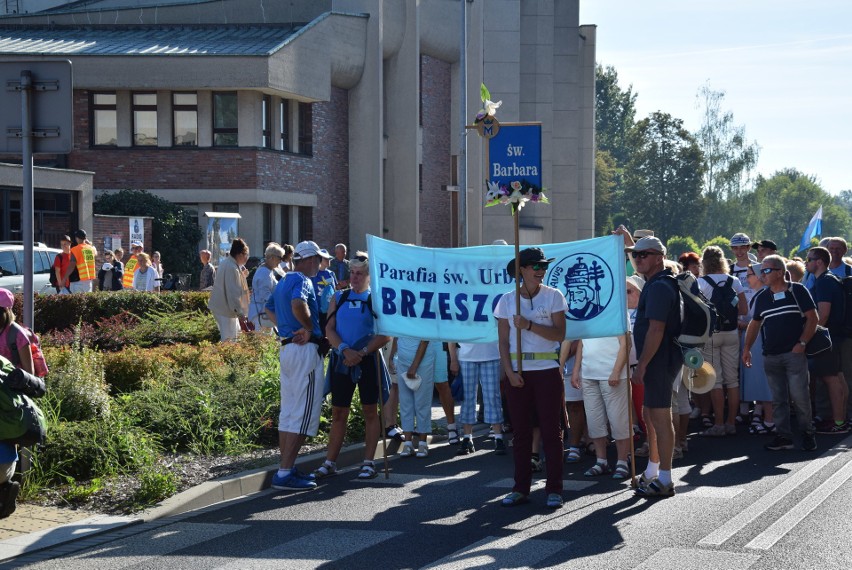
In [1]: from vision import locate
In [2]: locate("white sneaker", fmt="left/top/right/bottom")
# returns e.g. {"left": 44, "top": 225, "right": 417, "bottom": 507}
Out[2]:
{"left": 400, "top": 444, "right": 415, "bottom": 457}
{"left": 416, "top": 444, "right": 429, "bottom": 458}
{"left": 689, "top": 406, "right": 702, "bottom": 419}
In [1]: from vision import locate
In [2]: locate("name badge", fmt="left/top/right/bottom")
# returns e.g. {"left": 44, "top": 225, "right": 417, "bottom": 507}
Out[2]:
{"left": 773, "top": 292, "right": 786, "bottom": 301}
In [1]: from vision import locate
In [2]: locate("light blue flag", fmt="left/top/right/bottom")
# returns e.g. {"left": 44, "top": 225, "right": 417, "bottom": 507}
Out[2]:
{"left": 799, "top": 205, "right": 823, "bottom": 252}
{"left": 366, "top": 234, "right": 627, "bottom": 343}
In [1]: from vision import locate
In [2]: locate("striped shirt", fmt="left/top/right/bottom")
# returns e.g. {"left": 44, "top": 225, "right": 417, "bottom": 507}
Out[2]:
{"left": 752, "top": 282, "right": 816, "bottom": 355}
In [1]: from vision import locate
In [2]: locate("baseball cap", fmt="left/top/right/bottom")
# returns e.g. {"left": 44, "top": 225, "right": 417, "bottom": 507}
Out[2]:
{"left": 0, "top": 288, "right": 13, "bottom": 309}
{"left": 729, "top": 233, "right": 751, "bottom": 247}
{"left": 293, "top": 240, "right": 332, "bottom": 260}
{"left": 131, "top": 241, "right": 143, "bottom": 248}
{"left": 74, "top": 229, "right": 87, "bottom": 240}
{"left": 752, "top": 239, "right": 777, "bottom": 251}
{"left": 625, "top": 236, "right": 667, "bottom": 255}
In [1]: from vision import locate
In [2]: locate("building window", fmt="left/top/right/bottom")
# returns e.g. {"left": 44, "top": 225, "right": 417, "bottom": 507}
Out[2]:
{"left": 173, "top": 92, "right": 198, "bottom": 146}
{"left": 298, "top": 206, "right": 313, "bottom": 241}
{"left": 213, "top": 92, "right": 238, "bottom": 146}
{"left": 90, "top": 92, "right": 117, "bottom": 146}
{"left": 262, "top": 95, "right": 273, "bottom": 150}
{"left": 298, "top": 102, "right": 313, "bottom": 156}
{"left": 132, "top": 92, "right": 158, "bottom": 146}
{"left": 280, "top": 99, "right": 290, "bottom": 152}
{"left": 263, "top": 204, "right": 273, "bottom": 245}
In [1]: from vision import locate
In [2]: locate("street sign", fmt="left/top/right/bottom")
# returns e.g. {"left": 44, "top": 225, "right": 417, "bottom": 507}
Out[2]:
{"left": 0, "top": 60, "right": 73, "bottom": 153}
{"left": 487, "top": 124, "right": 542, "bottom": 190}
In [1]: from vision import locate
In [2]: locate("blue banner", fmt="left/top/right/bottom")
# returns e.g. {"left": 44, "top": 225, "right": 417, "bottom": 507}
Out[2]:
{"left": 367, "top": 234, "right": 627, "bottom": 343}
{"left": 488, "top": 124, "right": 542, "bottom": 189}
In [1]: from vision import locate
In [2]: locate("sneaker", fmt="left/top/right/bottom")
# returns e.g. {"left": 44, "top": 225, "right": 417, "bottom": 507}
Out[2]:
{"left": 724, "top": 424, "right": 737, "bottom": 435}
{"left": 494, "top": 438, "right": 507, "bottom": 455}
{"left": 0, "top": 481, "right": 20, "bottom": 519}
{"left": 386, "top": 425, "right": 406, "bottom": 442}
{"left": 546, "top": 493, "right": 564, "bottom": 508}
{"left": 689, "top": 406, "right": 702, "bottom": 419}
{"left": 672, "top": 447, "right": 683, "bottom": 460}
{"left": 400, "top": 443, "right": 415, "bottom": 457}
{"left": 816, "top": 422, "right": 849, "bottom": 435}
{"left": 416, "top": 444, "right": 429, "bottom": 458}
{"left": 701, "top": 414, "right": 713, "bottom": 428}
{"left": 764, "top": 436, "right": 794, "bottom": 451}
{"left": 802, "top": 432, "right": 817, "bottom": 452}
{"left": 271, "top": 469, "right": 317, "bottom": 490}
{"left": 457, "top": 437, "right": 475, "bottom": 455}
{"left": 701, "top": 424, "right": 727, "bottom": 437}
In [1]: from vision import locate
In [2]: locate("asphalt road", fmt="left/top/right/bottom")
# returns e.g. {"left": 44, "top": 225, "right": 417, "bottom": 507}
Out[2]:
{"left": 8, "top": 424, "right": 852, "bottom": 570}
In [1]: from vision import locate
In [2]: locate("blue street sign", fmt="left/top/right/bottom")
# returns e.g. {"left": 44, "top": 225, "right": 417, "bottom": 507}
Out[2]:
{"left": 487, "top": 124, "right": 542, "bottom": 189}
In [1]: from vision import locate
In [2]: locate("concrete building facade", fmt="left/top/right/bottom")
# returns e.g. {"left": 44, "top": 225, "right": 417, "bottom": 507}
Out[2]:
{"left": 0, "top": 0, "right": 595, "bottom": 255}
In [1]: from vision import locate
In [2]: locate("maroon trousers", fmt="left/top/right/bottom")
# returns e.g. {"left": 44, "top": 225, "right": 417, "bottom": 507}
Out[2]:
{"left": 505, "top": 367, "right": 564, "bottom": 495}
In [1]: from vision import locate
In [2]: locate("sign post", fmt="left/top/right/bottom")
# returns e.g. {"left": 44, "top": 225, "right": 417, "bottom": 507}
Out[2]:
{"left": 1, "top": 60, "right": 73, "bottom": 327}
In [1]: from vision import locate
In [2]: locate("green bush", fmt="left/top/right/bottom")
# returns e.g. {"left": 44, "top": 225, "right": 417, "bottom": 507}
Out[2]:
{"left": 701, "top": 236, "right": 733, "bottom": 261}
{"left": 35, "top": 415, "right": 160, "bottom": 482}
{"left": 666, "top": 236, "right": 701, "bottom": 261}
{"left": 44, "top": 340, "right": 111, "bottom": 421}
{"left": 103, "top": 349, "right": 172, "bottom": 393}
{"left": 131, "top": 469, "right": 178, "bottom": 510}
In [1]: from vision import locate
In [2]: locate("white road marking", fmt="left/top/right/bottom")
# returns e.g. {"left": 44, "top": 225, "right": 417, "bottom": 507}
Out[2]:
{"left": 745, "top": 457, "right": 852, "bottom": 550}
{"left": 698, "top": 452, "right": 839, "bottom": 546}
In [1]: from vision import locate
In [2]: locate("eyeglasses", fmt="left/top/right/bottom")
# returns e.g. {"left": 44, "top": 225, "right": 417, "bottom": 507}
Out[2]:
{"left": 525, "top": 263, "right": 549, "bottom": 271}
{"left": 352, "top": 255, "right": 368, "bottom": 263}
{"left": 760, "top": 267, "right": 782, "bottom": 275}
{"left": 631, "top": 251, "right": 660, "bottom": 260}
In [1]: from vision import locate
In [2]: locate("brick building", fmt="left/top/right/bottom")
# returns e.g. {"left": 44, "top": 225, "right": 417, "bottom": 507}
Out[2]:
{"left": 0, "top": 0, "right": 596, "bottom": 254}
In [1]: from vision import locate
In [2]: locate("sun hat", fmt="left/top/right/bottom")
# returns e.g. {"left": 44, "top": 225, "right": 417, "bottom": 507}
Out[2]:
{"left": 632, "top": 229, "right": 655, "bottom": 240}
{"left": 625, "top": 236, "right": 667, "bottom": 256}
{"left": 626, "top": 274, "right": 645, "bottom": 292}
{"left": 403, "top": 372, "right": 422, "bottom": 392}
{"left": 293, "top": 240, "right": 332, "bottom": 260}
{"left": 683, "top": 362, "right": 716, "bottom": 395}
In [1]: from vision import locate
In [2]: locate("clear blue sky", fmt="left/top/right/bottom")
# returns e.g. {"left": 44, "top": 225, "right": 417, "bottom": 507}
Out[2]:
{"left": 580, "top": 1, "right": 852, "bottom": 195}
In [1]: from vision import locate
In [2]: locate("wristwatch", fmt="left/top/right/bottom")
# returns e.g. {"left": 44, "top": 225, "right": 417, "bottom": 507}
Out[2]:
{"left": 798, "top": 340, "right": 807, "bottom": 347}
{"left": 359, "top": 348, "right": 369, "bottom": 357}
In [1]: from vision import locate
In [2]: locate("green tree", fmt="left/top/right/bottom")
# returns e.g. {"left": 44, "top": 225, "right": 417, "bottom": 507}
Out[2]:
{"left": 595, "top": 150, "right": 616, "bottom": 234}
{"left": 701, "top": 236, "right": 733, "bottom": 260}
{"left": 752, "top": 169, "right": 851, "bottom": 253}
{"left": 693, "top": 84, "right": 760, "bottom": 241}
{"left": 94, "top": 190, "right": 202, "bottom": 277}
{"left": 622, "top": 112, "right": 706, "bottom": 243}
{"left": 666, "top": 236, "right": 701, "bottom": 260}
{"left": 596, "top": 64, "right": 638, "bottom": 166}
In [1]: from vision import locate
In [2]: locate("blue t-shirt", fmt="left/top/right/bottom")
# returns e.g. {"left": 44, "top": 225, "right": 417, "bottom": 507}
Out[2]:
{"left": 310, "top": 269, "right": 337, "bottom": 313}
{"left": 266, "top": 272, "right": 321, "bottom": 338}
{"left": 0, "top": 442, "right": 17, "bottom": 463}
{"left": 633, "top": 269, "right": 680, "bottom": 356}
{"left": 809, "top": 272, "right": 846, "bottom": 338}
{"left": 752, "top": 282, "right": 816, "bottom": 355}
{"left": 332, "top": 288, "right": 375, "bottom": 346}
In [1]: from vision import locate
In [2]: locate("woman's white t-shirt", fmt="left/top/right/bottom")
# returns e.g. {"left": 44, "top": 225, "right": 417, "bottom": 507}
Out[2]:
{"left": 580, "top": 336, "right": 627, "bottom": 381}
{"left": 457, "top": 342, "right": 500, "bottom": 362}
{"left": 133, "top": 267, "right": 160, "bottom": 292}
{"left": 697, "top": 273, "right": 744, "bottom": 300}
{"left": 493, "top": 285, "right": 567, "bottom": 371}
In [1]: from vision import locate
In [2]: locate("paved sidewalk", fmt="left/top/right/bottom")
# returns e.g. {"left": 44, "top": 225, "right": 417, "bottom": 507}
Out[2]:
{"left": 0, "top": 399, "right": 467, "bottom": 564}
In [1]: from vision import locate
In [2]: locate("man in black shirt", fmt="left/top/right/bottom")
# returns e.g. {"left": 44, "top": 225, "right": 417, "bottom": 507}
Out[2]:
{"left": 806, "top": 246, "right": 848, "bottom": 434}
{"left": 743, "top": 254, "right": 818, "bottom": 451}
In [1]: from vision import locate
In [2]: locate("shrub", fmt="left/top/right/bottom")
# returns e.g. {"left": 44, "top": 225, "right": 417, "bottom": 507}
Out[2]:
{"left": 131, "top": 469, "right": 178, "bottom": 510}
{"left": 44, "top": 340, "right": 111, "bottom": 421}
{"left": 103, "top": 349, "right": 172, "bottom": 393}
{"left": 666, "top": 236, "right": 701, "bottom": 261}
{"left": 702, "top": 236, "right": 733, "bottom": 261}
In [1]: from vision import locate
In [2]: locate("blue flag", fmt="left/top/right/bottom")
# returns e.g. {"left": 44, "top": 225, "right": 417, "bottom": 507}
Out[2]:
{"left": 799, "top": 205, "right": 823, "bottom": 252}
{"left": 367, "top": 234, "right": 627, "bottom": 343}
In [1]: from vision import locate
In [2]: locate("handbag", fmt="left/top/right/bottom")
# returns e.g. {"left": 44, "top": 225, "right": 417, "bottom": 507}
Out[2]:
{"left": 789, "top": 284, "right": 832, "bottom": 356}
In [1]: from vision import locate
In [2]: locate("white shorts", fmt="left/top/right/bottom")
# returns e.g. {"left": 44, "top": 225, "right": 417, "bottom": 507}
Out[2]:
{"left": 278, "top": 343, "right": 325, "bottom": 436}
{"left": 582, "top": 378, "right": 630, "bottom": 440}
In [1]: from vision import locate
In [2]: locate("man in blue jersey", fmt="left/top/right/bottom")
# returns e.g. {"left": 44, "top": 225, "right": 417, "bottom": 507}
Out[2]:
{"left": 265, "top": 240, "right": 331, "bottom": 490}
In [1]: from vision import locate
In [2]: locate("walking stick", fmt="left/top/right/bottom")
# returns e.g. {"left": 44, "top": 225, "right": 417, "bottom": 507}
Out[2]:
{"left": 625, "top": 333, "right": 637, "bottom": 489}
{"left": 375, "top": 350, "right": 390, "bottom": 478}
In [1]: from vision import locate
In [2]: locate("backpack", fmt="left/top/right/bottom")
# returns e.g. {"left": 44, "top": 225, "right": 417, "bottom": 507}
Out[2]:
{"left": 327, "top": 289, "right": 377, "bottom": 321}
{"left": 0, "top": 356, "right": 47, "bottom": 447}
{"left": 702, "top": 275, "right": 738, "bottom": 332}
{"left": 6, "top": 322, "right": 49, "bottom": 378}
{"left": 665, "top": 272, "right": 718, "bottom": 348}
{"left": 837, "top": 273, "right": 852, "bottom": 336}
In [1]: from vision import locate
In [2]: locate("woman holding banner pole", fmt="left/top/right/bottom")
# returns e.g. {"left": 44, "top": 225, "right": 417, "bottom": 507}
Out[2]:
{"left": 494, "top": 247, "right": 568, "bottom": 509}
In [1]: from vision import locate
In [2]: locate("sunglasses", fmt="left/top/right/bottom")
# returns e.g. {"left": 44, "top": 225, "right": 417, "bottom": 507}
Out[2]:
{"left": 352, "top": 255, "right": 368, "bottom": 263}
{"left": 630, "top": 251, "right": 660, "bottom": 260}
{"left": 760, "top": 267, "right": 782, "bottom": 275}
{"left": 524, "top": 263, "right": 549, "bottom": 271}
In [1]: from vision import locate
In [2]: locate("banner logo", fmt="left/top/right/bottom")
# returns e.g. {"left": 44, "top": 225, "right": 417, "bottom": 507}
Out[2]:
{"left": 549, "top": 253, "right": 614, "bottom": 322}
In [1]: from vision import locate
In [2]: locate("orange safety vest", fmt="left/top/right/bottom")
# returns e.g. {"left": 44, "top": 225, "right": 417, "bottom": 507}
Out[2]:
{"left": 122, "top": 255, "right": 139, "bottom": 289}
{"left": 71, "top": 243, "right": 96, "bottom": 281}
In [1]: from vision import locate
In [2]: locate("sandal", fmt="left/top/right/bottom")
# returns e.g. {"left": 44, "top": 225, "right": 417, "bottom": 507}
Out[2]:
{"left": 701, "top": 414, "right": 713, "bottom": 428}
{"left": 584, "top": 462, "right": 611, "bottom": 477}
{"left": 749, "top": 421, "right": 768, "bottom": 435}
{"left": 400, "top": 444, "right": 415, "bottom": 457}
{"left": 447, "top": 428, "right": 460, "bottom": 445}
{"left": 635, "top": 477, "right": 675, "bottom": 498}
{"left": 357, "top": 463, "right": 378, "bottom": 479}
{"left": 612, "top": 463, "right": 630, "bottom": 480}
{"left": 585, "top": 441, "right": 597, "bottom": 456}
{"left": 312, "top": 461, "right": 337, "bottom": 479}
{"left": 501, "top": 491, "right": 529, "bottom": 507}
{"left": 386, "top": 425, "right": 405, "bottom": 442}
{"left": 564, "top": 447, "right": 582, "bottom": 463}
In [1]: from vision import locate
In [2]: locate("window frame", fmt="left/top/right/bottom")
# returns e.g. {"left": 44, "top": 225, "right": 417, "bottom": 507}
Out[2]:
{"left": 212, "top": 91, "right": 239, "bottom": 147}
{"left": 279, "top": 98, "right": 290, "bottom": 152}
{"left": 89, "top": 91, "right": 118, "bottom": 147}
{"left": 172, "top": 92, "right": 198, "bottom": 147}
{"left": 131, "top": 92, "right": 158, "bottom": 147}
{"left": 297, "top": 102, "right": 313, "bottom": 156}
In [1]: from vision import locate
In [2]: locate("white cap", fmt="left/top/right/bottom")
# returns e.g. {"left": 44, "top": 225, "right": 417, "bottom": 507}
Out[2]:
{"left": 293, "top": 240, "right": 332, "bottom": 260}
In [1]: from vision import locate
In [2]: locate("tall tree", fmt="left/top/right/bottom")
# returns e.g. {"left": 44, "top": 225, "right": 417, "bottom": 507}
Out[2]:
{"left": 596, "top": 64, "right": 638, "bottom": 166}
{"left": 693, "top": 83, "right": 760, "bottom": 240}
{"left": 594, "top": 150, "right": 616, "bottom": 235}
{"left": 622, "top": 112, "right": 706, "bottom": 242}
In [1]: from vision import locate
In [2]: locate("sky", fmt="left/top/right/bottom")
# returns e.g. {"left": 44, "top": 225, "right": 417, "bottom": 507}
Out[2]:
{"left": 579, "top": 0, "right": 852, "bottom": 195}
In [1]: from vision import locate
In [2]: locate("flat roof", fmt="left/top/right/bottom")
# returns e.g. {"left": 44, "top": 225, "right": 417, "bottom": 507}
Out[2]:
{"left": 0, "top": 24, "right": 303, "bottom": 56}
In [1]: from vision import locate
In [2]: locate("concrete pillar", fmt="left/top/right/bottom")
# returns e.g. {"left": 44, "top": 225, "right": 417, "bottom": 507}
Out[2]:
{"left": 197, "top": 91, "right": 213, "bottom": 147}
{"left": 384, "top": 0, "right": 421, "bottom": 245}
{"left": 157, "top": 90, "right": 171, "bottom": 148}
{"left": 238, "top": 91, "right": 262, "bottom": 147}
{"left": 577, "top": 23, "right": 597, "bottom": 239}
{"left": 116, "top": 90, "right": 132, "bottom": 147}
